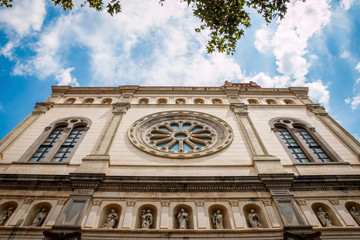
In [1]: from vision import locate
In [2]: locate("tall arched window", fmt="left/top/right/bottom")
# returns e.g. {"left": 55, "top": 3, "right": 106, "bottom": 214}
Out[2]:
{"left": 270, "top": 118, "right": 342, "bottom": 164}
{"left": 19, "top": 117, "right": 91, "bottom": 163}
{"left": 29, "top": 126, "right": 66, "bottom": 162}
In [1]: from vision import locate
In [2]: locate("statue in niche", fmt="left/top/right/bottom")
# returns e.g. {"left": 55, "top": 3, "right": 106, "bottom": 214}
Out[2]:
{"left": 141, "top": 209, "right": 153, "bottom": 229}
{"left": 248, "top": 209, "right": 262, "bottom": 228}
{"left": 177, "top": 208, "right": 188, "bottom": 229}
{"left": 316, "top": 207, "right": 333, "bottom": 227}
{"left": 212, "top": 210, "right": 224, "bottom": 229}
{"left": 349, "top": 206, "right": 360, "bottom": 225}
{"left": 158, "top": 99, "right": 166, "bottom": 105}
{"left": 0, "top": 207, "right": 14, "bottom": 226}
{"left": 31, "top": 207, "right": 47, "bottom": 227}
{"left": 105, "top": 209, "right": 118, "bottom": 228}
{"left": 176, "top": 99, "right": 185, "bottom": 104}
{"left": 213, "top": 100, "right": 221, "bottom": 104}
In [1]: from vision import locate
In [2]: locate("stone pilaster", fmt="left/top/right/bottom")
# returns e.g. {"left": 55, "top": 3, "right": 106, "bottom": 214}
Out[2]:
{"left": 76, "top": 101, "right": 130, "bottom": 174}
{"left": 230, "top": 103, "right": 286, "bottom": 174}
{"left": 0, "top": 102, "right": 53, "bottom": 159}
{"left": 307, "top": 104, "right": 360, "bottom": 160}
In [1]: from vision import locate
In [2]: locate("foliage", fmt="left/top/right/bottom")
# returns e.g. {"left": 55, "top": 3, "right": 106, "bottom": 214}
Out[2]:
{"left": 0, "top": 0, "right": 297, "bottom": 55}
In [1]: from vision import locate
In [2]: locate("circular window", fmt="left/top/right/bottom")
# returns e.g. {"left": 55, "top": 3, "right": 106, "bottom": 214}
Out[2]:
{"left": 128, "top": 111, "right": 233, "bottom": 158}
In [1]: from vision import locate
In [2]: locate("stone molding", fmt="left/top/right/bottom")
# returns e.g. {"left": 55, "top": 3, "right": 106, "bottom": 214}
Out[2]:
{"left": 296, "top": 200, "right": 307, "bottom": 206}
{"left": 126, "top": 201, "right": 136, "bottom": 206}
{"left": 263, "top": 200, "right": 272, "bottom": 206}
{"left": 329, "top": 199, "right": 339, "bottom": 205}
{"left": 0, "top": 174, "right": 359, "bottom": 192}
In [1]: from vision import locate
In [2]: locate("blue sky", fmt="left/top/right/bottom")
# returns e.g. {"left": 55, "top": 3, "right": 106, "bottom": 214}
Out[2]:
{"left": 0, "top": 0, "right": 360, "bottom": 141}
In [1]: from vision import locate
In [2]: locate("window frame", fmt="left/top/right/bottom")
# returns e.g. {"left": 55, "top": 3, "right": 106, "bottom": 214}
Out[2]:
{"left": 269, "top": 117, "right": 344, "bottom": 164}
{"left": 17, "top": 117, "right": 91, "bottom": 164}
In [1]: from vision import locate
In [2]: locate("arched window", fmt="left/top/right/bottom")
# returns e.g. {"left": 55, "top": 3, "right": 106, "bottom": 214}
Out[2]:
{"left": 52, "top": 126, "right": 86, "bottom": 162}
{"left": 270, "top": 118, "right": 342, "bottom": 164}
{"left": 19, "top": 117, "right": 91, "bottom": 163}
{"left": 29, "top": 125, "right": 66, "bottom": 162}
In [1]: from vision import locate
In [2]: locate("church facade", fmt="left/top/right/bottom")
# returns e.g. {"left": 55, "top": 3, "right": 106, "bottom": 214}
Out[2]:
{"left": 0, "top": 82, "right": 359, "bottom": 239}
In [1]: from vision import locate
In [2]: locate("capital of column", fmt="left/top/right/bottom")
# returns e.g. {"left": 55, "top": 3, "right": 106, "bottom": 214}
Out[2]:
{"left": 230, "top": 103, "right": 248, "bottom": 115}
{"left": 112, "top": 102, "right": 130, "bottom": 114}
{"left": 306, "top": 104, "right": 328, "bottom": 116}
{"left": 32, "top": 102, "right": 54, "bottom": 115}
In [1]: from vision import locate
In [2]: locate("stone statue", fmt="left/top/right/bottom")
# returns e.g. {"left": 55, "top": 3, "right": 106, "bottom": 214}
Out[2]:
{"left": 105, "top": 209, "right": 118, "bottom": 228}
{"left": 31, "top": 207, "right": 47, "bottom": 227}
{"left": 213, "top": 100, "right": 220, "bottom": 104}
{"left": 177, "top": 208, "right": 188, "bottom": 229}
{"left": 349, "top": 206, "right": 360, "bottom": 225}
{"left": 141, "top": 209, "right": 153, "bottom": 229}
{"left": 0, "top": 207, "right": 14, "bottom": 226}
{"left": 176, "top": 99, "right": 184, "bottom": 104}
{"left": 212, "top": 210, "right": 223, "bottom": 229}
{"left": 316, "top": 207, "right": 333, "bottom": 227}
{"left": 248, "top": 209, "right": 262, "bottom": 228}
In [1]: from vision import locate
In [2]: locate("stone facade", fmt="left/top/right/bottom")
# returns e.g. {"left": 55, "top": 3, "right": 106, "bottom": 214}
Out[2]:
{"left": 0, "top": 82, "right": 359, "bottom": 239}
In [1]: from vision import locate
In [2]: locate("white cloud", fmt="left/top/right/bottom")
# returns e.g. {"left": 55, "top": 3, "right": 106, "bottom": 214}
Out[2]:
{"left": 9, "top": 0, "right": 243, "bottom": 87}
{"left": 340, "top": 50, "right": 350, "bottom": 59}
{"left": 305, "top": 80, "right": 330, "bottom": 109}
{"left": 254, "top": 25, "right": 274, "bottom": 53}
{"left": 348, "top": 95, "right": 360, "bottom": 110}
{"left": 341, "top": 0, "right": 354, "bottom": 10}
{"left": 253, "top": 0, "right": 332, "bottom": 107}
{"left": 55, "top": 68, "right": 79, "bottom": 86}
{"left": 0, "top": 0, "right": 46, "bottom": 36}
{"left": 355, "top": 62, "right": 360, "bottom": 72}
{"left": 345, "top": 98, "right": 351, "bottom": 104}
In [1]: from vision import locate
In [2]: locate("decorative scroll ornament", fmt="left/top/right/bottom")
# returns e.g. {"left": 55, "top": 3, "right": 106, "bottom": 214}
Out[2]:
{"left": 128, "top": 111, "right": 233, "bottom": 159}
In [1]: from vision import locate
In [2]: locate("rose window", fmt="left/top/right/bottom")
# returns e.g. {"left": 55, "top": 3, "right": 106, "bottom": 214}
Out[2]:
{"left": 128, "top": 111, "right": 233, "bottom": 158}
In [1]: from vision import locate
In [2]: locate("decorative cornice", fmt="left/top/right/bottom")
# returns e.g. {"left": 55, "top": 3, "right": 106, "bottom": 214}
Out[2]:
{"left": 0, "top": 175, "right": 359, "bottom": 192}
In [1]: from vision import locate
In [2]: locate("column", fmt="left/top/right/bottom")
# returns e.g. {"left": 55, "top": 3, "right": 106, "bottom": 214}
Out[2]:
{"left": 262, "top": 200, "right": 281, "bottom": 228}
{"left": 84, "top": 200, "right": 102, "bottom": 228}
{"left": 76, "top": 102, "right": 130, "bottom": 174}
{"left": 8, "top": 198, "right": 34, "bottom": 226}
{"left": 330, "top": 199, "right": 356, "bottom": 227}
{"left": 307, "top": 104, "right": 360, "bottom": 159}
{"left": 296, "top": 200, "right": 320, "bottom": 227}
{"left": 122, "top": 201, "right": 135, "bottom": 229}
{"left": 195, "top": 201, "right": 206, "bottom": 229}
{"left": 45, "top": 199, "right": 67, "bottom": 227}
{"left": 229, "top": 200, "right": 246, "bottom": 229}
{"left": 230, "top": 103, "right": 286, "bottom": 174}
{"left": 160, "top": 201, "right": 170, "bottom": 229}
{"left": 0, "top": 102, "right": 53, "bottom": 159}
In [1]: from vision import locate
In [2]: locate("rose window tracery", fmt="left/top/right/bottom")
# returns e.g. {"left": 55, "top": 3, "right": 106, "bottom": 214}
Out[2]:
{"left": 128, "top": 111, "right": 233, "bottom": 158}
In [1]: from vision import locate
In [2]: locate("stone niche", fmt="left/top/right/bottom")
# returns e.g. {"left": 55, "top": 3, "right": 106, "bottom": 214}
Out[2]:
{"left": 208, "top": 204, "right": 231, "bottom": 229}
{"left": 23, "top": 202, "right": 52, "bottom": 226}
{"left": 135, "top": 204, "right": 158, "bottom": 229}
{"left": 243, "top": 203, "right": 268, "bottom": 228}
{"left": 173, "top": 204, "right": 194, "bottom": 229}
{"left": 98, "top": 203, "right": 122, "bottom": 229}
{"left": 311, "top": 202, "right": 342, "bottom": 227}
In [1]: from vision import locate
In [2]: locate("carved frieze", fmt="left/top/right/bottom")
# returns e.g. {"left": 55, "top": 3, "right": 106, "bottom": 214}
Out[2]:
{"left": 306, "top": 104, "right": 328, "bottom": 116}
{"left": 230, "top": 103, "right": 248, "bottom": 114}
